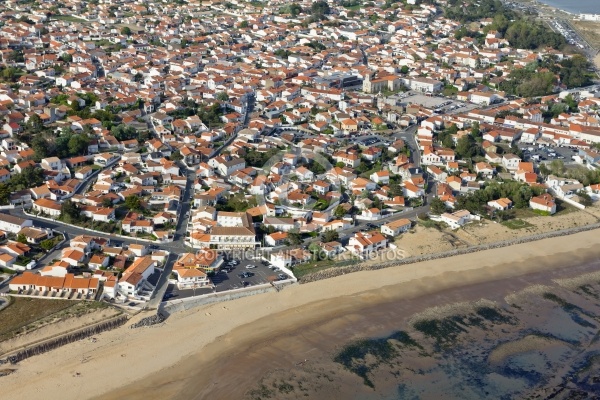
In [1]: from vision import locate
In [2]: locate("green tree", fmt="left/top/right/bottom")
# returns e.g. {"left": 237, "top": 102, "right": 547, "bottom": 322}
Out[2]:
{"left": 25, "top": 114, "right": 43, "bottom": 133}
{"left": 308, "top": 242, "right": 321, "bottom": 255}
{"left": 216, "top": 92, "right": 229, "bottom": 101}
{"left": 16, "top": 233, "right": 27, "bottom": 244}
{"left": 430, "top": 198, "right": 447, "bottom": 215}
{"left": 0, "top": 183, "right": 11, "bottom": 205}
{"left": 111, "top": 124, "right": 138, "bottom": 141}
{"left": 40, "top": 239, "right": 55, "bottom": 251}
{"left": 60, "top": 200, "right": 81, "bottom": 223}
{"left": 59, "top": 53, "right": 73, "bottom": 63}
{"left": 471, "top": 122, "right": 480, "bottom": 138}
{"left": 311, "top": 0, "right": 330, "bottom": 19}
{"left": 124, "top": 195, "right": 142, "bottom": 211}
{"left": 170, "top": 150, "right": 183, "bottom": 161}
{"left": 333, "top": 205, "right": 346, "bottom": 218}
{"left": 0, "top": 67, "right": 21, "bottom": 82}
{"left": 239, "top": 20, "right": 249, "bottom": 28}
{"left": 10, "top": 167, "right": 44, "bottom": 191}
{"left": 121, "top": 26, "right": 132, "bottom": 36}
{"left": 286, "top": 230, "right": 303, "bottom": 245}
{"left": 68, "top": 134, "right": 90, "bottom": 156}
{"left": 321, "top": 230, "right": 339, "bottom": 242}
{"left": 455, "top": 135, "right": 481, "bottom": 159}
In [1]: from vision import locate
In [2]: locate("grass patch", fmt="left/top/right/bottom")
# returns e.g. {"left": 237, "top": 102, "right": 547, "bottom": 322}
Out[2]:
{"left": 532, "top": 209, "right": 552, "bottom": 216}
{"left": 418, "top": 219, "right": 443, "bottom": 230}
{"left": 0, "top": 297, "right": 74, "bottom": 342}
{"left": 511, "top": 208, "right": 538, "bottom": 219}
{"left": 53, "top": 15, "right": 87, "bottom": 23}
{"left": 501, "top": 218, "right": 533, "bottom": 230}
{"left": 359, "top": 164, "right": 382, "bottom": 179}
{"left": 294, "top": 258, "right": 359, "bottom": 279}
{"left": 293, "top": 259, "right": 336, "bottom": 278}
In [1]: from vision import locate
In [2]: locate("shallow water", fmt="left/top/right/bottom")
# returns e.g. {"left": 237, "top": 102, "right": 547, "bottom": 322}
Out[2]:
{"left": 536, "top": 0, "right": 600, "bottom": 14}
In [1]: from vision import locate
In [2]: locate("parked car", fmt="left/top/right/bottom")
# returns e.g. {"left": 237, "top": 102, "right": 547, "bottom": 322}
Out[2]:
{"left": 246, "top": 264, "right": 257, "bottom": 269}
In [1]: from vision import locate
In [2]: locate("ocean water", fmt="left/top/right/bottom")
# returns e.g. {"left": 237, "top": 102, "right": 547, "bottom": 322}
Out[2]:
{"left": 536, "top": 0, "right": 600, "bottom": 14}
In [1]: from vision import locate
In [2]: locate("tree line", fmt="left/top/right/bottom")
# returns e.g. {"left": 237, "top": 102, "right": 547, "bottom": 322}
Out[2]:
{"left": 445, "top": 0, "right": 566, "bottom": 51}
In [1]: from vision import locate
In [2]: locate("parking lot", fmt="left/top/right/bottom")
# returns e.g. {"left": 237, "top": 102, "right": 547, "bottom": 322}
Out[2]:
{"left": 163, "top": 257, "right": 289, "bottom": 300}
{"left": 393, "top": 92, "right": 472, "bottom": 113}
{"left": 519, "top": 143, "right": 576, "bottom": 163}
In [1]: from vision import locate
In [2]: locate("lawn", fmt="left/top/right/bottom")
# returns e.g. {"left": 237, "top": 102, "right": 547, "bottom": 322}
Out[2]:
{"left": 0, "top": 297, "right": 74, "bottom": 342}
{"left": 293, "top": 259, "right": 337, "bottom": 279}
{"left": 511, "top": 208, "right": 537, "bottom": 219}
{"left": 360, "top": 164, "right": 382, "bottom": 179}
{"left": 53, "top": 15, "right": 87, "bottom": 23}
{"left": 293, "top": 257, "right": 360, "bottom": 279}
{"left": 502, "top": 219, "right": 533, "bottom": 230}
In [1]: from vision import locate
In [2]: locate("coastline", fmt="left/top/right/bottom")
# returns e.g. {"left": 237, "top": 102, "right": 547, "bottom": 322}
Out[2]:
{"left": 2, "top": 229, "right": 600, "bottom": 400}
{"left": 533, "top": 0, "right": 599, "bottom": 15}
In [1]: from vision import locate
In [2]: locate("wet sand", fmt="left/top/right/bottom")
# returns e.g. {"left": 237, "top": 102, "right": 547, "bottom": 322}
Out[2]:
{"left": 101, "top": 232, "right": 600, "bottom": 400}
{"left": 2, "top": 230, "right": 600, "bottom": 400}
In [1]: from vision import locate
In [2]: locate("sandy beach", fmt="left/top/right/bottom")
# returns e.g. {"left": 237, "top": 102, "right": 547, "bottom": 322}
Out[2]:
{"left": 1, "top": 229, "right": 599, "bottom": 399}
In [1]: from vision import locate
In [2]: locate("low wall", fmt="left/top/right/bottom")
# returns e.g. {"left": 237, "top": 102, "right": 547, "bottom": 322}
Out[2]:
{"left": 160, "top": 281, "right": 296, "bottom": 316}
{"left": 1, "top": 314, "right": 129, "bottom": 364}
{"left": 560, "top": 196, "right": 586, "bottom": 210}
{"left": 299, "top": 222, "right": 600, "bottom": 283}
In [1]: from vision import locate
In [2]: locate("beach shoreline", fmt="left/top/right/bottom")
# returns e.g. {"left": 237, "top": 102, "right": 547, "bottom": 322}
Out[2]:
{"left": 1, "top": 228, "right": 599, "bottom": 400}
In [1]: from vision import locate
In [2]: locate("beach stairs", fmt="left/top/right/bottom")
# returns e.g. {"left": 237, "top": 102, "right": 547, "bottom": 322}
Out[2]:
{"left": 94, "top": 286, "right": 104, "bottom": 302}
{"left": 270, "top": 282, "right": 281, "bottom": 292}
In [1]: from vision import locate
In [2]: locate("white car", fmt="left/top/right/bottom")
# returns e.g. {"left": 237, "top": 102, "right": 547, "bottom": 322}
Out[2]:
{"left": 245, "top": 265, "right": 257, "bottom": 269}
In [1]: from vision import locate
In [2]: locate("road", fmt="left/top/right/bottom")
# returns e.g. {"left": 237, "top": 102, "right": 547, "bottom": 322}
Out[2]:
{"left": 146, "top": 252, "right": 178, "bottom": 309}
{"left": 3, "top": 161, "right": 198, "bottom": 307}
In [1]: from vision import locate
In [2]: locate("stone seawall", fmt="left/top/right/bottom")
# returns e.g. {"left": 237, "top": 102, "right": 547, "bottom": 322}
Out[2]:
{"left": 159, "top": 281, "right": 295, "bottom": 316}
{"left": 299, "top": 223, "right": 600, "bottom": 283}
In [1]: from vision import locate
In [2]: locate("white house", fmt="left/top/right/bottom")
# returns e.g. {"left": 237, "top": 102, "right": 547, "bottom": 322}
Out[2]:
{"left": 487, "top": 198, "right": 513, "bottom": 211}
{"left": 173, "top": 267, "right": 211, "bottom": 289}
{"left": 0, "top": 213, "right": 33, "bottom": 234}
{"left": 502, "top": 154, "right": 521, "bottom": 171}
{"left": 347, "top": 231, "right": 387, "bottom": 258}
{"left": 381, "top": 218, "right": 412, "bottom": 236}
{"left": 529, "top": 193, "right": 557, "bottom": 214}
{"left": 117, "top": 256, "right": 156, "bottom": 297}
{"left": 438, "top": 209, "right": 478, "bottom": 229}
